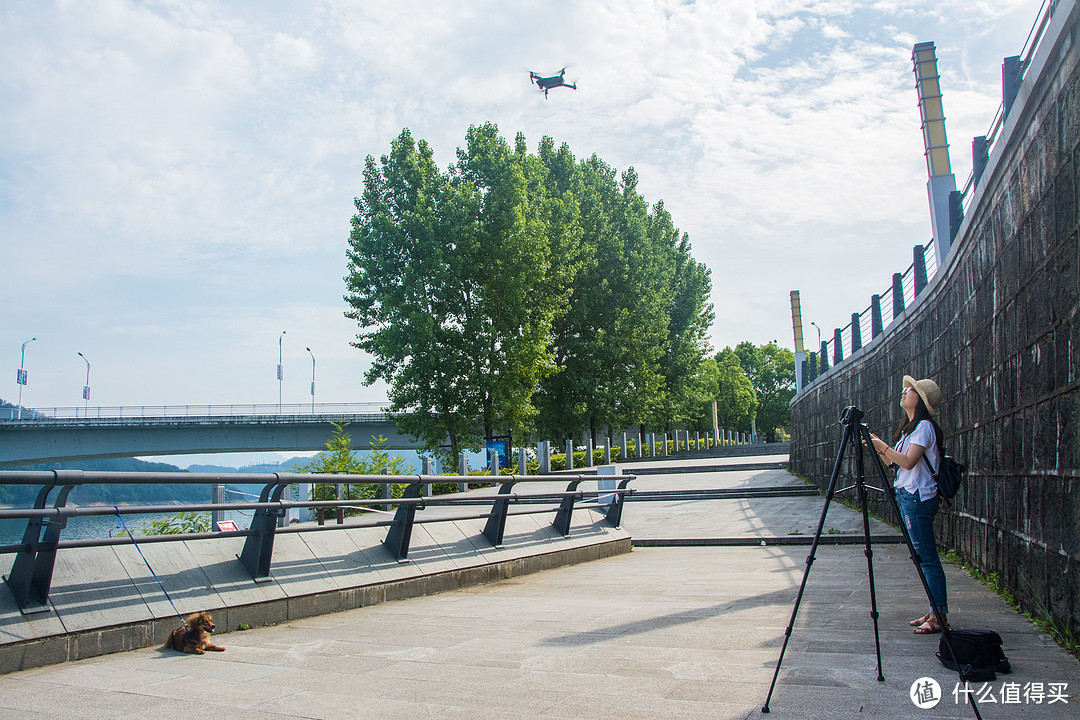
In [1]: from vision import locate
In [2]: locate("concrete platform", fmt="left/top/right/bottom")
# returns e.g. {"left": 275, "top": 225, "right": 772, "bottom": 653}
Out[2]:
{"left": 0, "top": 500, "right": 630, "bottom": 673}
{"left": 0, "top": 454, "right": 1077, "bottom": 719}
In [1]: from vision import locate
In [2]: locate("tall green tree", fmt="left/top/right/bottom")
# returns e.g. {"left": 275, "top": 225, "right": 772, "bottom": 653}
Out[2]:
{"left": 345, "top": 125, "right": 575, "bottom": 459}
{"left": 714, "top": 351, "right": 757, "bottom": 431}
{"left": 650, "top": 201, "right": 714, "bottom": 429}
{"left": 735, "top": 341, "right": 796, "bottom": 437}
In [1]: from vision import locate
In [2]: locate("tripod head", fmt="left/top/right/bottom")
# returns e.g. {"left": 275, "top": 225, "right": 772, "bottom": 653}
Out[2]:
{"left": 839, "top": 405, "right": 864, "bottom": 425}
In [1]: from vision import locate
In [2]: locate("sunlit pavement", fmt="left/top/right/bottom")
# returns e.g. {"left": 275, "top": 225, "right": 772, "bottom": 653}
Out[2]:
{"left": 1, "top": 453, "right": 1075, "bottom": 719}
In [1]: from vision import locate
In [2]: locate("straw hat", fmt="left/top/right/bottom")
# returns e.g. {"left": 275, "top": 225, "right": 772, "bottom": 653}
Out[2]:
{"left": 903, "top": 375, "right": 941, "bottom": 416}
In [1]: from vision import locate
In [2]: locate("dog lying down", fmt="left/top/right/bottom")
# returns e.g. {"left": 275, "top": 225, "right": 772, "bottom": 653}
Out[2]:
{"left": 164, "top": 612, "right": 226, "bottom": 654}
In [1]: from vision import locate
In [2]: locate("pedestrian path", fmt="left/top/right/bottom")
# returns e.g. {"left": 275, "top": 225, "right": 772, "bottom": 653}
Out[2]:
{"left": 1, "top": 454, "right": 1075, "bottom": 719}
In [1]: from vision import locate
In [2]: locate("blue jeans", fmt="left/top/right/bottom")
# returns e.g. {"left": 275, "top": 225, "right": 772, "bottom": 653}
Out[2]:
{"left": 896, "top": 488, "right": 948, "bottom": 616}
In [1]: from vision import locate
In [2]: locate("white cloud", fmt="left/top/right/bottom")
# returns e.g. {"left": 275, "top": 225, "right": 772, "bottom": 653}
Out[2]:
{"left": 0, "top": 0, "right": 1049, "bottom": 408}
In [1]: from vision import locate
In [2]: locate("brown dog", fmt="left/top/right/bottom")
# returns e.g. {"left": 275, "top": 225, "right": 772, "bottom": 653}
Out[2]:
{"left": 164, "top": 612, "right": 225, "bottom": 654}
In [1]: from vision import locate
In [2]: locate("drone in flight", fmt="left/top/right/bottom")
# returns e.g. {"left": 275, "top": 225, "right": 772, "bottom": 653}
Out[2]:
{"left": 529, "top": 68, "right": 577, "bottom": 99}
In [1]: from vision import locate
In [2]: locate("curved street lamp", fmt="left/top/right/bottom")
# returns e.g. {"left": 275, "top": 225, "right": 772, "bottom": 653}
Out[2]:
{"left": 17, "top": 337, "right": 36, "bottom": 420}
{"left": 810, "top": 321, "right": 822, "bottom": 350}
{"left": 77, "top": 352, "right": 91, "bottom": 416}
{"left": 306, "top": 347, "right": 316, "bottom": 414}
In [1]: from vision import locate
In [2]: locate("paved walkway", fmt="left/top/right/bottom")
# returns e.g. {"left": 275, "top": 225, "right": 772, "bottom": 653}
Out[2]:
{"left": 1, "top": 454, "right": 1076, "bottom": 719}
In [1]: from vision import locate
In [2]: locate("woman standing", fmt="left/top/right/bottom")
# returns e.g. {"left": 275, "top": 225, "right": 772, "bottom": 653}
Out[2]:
{"left": 868, "top": 375, "right": 948, "bottom": 634}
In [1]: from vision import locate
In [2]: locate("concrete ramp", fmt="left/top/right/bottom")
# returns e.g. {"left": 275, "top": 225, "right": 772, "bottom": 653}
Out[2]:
{"left": 0, "top": 509, "right": 629, "bottom": 673}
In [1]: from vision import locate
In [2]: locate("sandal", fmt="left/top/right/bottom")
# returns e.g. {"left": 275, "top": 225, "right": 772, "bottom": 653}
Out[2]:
{"left": 909, "top": 613, "right": 932, "bottom": 627}
{"left": 913, "top": 615, "right": 945, "bottom": 634}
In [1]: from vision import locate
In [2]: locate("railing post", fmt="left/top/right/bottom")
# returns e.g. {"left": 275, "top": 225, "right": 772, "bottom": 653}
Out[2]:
{"left": 422, "top": 457, "right": 435, "bottom": 496}
{"left": 807, "top": 352, "right": 817, "bottom": 382}
{"left": 553, "top": 478, "right": 584, "bottom": 536}
{"left": 605, "top": 477, "right": 633, "bottom": 528}
{"left": 871, "top": 295, "right": 883, "bottom": 338}
{"left": 239, "top": 481, "right": 286, "bottom": 582}
{"left": 850, "top": 313, "right": 862, "bottom": 353}
{"left": 973, "top": 136, "right": 989, "bottom": 187}
{"left": 382, "top": 481, "right": 424, "bottom": 561}
{"left": 914, "top": 244, "right": 928, "bottom": 296}
{"left": 892, "top": 272, "right": 905, "bottom": 318}
{"left": 819, "top": 341, "right": 829, "bottom": 373}
{"left": 832, "top": 327, "right": 843, "bottom": 366}
{"left": 482, "top": 480, "right": 519, "bottom": 546}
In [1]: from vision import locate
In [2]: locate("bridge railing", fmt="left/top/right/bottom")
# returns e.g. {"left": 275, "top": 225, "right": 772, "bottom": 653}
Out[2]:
{"left": 0, "top": 469, "right": 633, "bottom": 612}
{"left": 0, "top": 401, "right": 391, "bottom": 422}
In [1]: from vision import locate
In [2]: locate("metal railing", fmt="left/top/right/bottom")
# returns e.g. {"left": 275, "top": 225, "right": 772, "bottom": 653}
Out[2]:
{"left": 0, "top": 469, "right": 633, "bottom": 612}
{"left": 0, "top": 401, "right": 391, "bottom": 422}
{"left": 805, "top": 241, "right": 935, "bottom": 384}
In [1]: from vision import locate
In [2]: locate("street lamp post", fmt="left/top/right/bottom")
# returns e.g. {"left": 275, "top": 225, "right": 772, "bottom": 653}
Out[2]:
{"left": 810, "top": 321, "right": 822, "bottom": 350}
{"left": 77, "top": 352, "right": 91, "bottom": 417}
{"left": 306, "top": 347, "right": 315, "bottom": 414}
{"left": 277, "top": 330, "right": 286, "bottom": 414}
{"left": 16, "top": 337, "right": 36, "bottom": 420}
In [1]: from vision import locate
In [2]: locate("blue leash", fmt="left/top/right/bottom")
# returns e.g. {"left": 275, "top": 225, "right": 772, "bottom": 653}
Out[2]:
{"left": 114, "top": 508, "right": 186, "bottom": 627}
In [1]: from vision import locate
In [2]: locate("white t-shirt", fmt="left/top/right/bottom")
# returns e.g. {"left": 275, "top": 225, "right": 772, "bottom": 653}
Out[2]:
{"left": 893, "top": 419, "right": 940, "bottom": 500}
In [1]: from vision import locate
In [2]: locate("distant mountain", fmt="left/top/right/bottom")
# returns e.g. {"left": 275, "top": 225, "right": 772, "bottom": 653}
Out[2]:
{"left": 188, "top": 457, "right": 313, "bottom": 474}
{"left": 0, "top": 456, "right": 202, "bottom": 507}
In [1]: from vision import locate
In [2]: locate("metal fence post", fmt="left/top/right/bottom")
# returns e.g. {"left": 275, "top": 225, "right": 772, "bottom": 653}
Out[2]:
{"left": 422, "top": 457, "right": 435, "bottom": 496}
{"left": 914, "top": 244, "right": 928, "bottom": 296}
{"left": 892, "top": 272, "right": 905, "bottom": 318}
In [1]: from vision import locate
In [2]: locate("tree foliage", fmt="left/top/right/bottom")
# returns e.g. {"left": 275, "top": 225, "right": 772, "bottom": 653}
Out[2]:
{"left": 716, "top": 341, "right": 796, "bottom": 436}
{"left": 346, "top": 125, "right": 715, "bottom": 453}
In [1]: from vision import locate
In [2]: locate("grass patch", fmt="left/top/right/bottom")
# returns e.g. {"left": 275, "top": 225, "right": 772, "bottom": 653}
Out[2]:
{"left": 944, "top": 549, "right": 1079, "bottom": 661}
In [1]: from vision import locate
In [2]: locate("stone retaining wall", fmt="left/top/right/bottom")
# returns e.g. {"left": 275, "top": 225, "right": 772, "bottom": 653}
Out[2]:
{"left": 790, "top": 7, "right": 1080, "bottom": 633}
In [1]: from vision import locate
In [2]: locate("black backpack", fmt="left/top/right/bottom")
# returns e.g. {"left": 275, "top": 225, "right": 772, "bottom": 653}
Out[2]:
{"left": 937, "top": 629, "right": 1012, "bottom": 682}
{"left": 922, "top": 421, "right": 966, "bottom": 501}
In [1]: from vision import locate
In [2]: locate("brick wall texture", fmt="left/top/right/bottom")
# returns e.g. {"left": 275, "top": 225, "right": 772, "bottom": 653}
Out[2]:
{"left": 790, "top": 13, "right": 1080, "bottom": 633}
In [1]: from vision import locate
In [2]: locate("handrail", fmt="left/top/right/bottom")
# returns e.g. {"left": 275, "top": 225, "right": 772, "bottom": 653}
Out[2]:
{"left": 0, "top": 469, "right": 634, "bottom": 611}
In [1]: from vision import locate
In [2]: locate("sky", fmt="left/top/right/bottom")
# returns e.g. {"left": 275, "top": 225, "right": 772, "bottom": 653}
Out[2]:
{"left": 1, "top": 0, "right": 1049, "bottom": 415}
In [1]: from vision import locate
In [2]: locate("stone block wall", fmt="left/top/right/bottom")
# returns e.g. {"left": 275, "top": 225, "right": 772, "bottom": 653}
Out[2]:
{"left": 790, "top": 8, "right": 1080, "bottom": 633}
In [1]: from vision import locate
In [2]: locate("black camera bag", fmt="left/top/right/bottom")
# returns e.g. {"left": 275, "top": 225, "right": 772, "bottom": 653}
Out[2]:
{"left": 937, "top": 629, "right": 1011, "bottom": 682}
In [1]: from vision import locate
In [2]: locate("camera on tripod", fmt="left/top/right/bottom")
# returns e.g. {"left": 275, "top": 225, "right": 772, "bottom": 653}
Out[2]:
{"left": 839, "top": 405, "right": 864, "bottom": 424}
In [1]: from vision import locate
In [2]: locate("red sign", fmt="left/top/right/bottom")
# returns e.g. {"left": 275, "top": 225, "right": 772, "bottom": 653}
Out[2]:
{"left": 216, "top": 520, "right": 238, "bottom": 532}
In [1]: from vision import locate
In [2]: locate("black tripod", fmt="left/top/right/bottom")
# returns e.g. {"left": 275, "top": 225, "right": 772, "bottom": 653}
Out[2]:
{"left": 761, "top": 406, "right": 982, "bottom": 719}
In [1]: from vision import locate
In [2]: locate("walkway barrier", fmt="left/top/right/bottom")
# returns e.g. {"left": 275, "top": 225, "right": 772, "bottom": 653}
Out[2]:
{"left": 0, "top": 470, "right": 634, "bottom": 612}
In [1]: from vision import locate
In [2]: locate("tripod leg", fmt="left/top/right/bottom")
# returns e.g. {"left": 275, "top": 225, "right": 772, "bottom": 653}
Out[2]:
{"left": 862, "top": 424, "right": 983, "bottom": 720}
{"left": 854, "top": 439, "right": 885, "bottom": 682}
{"left": 762, "top": 421, "right": 855, "bottom": 713}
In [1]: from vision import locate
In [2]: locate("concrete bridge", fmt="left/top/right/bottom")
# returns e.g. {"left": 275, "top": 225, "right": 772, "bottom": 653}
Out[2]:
{"left": 0, "top": 403, "right": 411, "bottom": 467}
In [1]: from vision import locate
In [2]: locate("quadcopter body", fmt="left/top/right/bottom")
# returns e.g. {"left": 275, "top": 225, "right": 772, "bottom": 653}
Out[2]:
{"left": 529, "top": 68, "right": 577, "bottom": 99}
